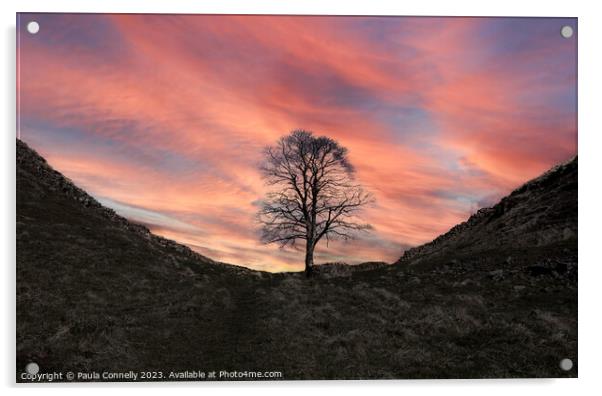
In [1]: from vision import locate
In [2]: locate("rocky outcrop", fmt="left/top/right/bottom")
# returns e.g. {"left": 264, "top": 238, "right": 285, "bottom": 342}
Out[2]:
{"left": 312, "top": 261, "right": 388, "bottom": 278}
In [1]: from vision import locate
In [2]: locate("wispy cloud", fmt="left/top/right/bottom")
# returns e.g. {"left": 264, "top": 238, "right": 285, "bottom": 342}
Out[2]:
{"left": 18, "top": 14, "right": 577, "bottom": 271}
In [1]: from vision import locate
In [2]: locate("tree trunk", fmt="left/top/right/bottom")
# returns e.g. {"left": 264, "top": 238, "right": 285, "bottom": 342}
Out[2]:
{"left": 304, "top": 239, "right": 314, "bottom": 278}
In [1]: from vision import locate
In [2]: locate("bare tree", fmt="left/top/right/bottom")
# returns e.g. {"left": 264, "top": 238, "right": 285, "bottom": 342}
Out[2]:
{"left": 257, "top": 130, "right": 373, "bottom": 277}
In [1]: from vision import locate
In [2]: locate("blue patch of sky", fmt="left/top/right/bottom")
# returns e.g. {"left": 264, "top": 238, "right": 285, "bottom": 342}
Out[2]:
{"left": 97, "top": 197, "right": 201, "bottom": 234}
{"left": 21, "top": 117, "right": 213, "bottom": 178}
{"left": 475, "top": 18, "right": 576, "bottom": 78}
{"left": 429, "top": 188, "right": 483, "bottom": 207}
{"left": 473, "top": 18, "right": 577, "bottom": 115}
{"left": 345, "top": 16, "right": 422, "bottom": 52}
{"left": 476, "top": 17, "right": 576, "bottom": 58}
{"left": 18, "top": 13, "right": 129, "bottom": 62}
{"left": 378, "top": 105, "right": 439, "bottom": 142}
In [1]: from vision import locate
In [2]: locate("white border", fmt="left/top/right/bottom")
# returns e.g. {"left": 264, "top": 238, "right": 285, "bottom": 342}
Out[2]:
{"left": 3, "top": 1, "right": 601, "bottom": 395}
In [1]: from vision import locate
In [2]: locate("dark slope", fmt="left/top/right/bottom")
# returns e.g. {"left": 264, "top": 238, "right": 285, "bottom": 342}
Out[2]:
{"left": 16, "top": 139, "right": 577, "bottom": 380}
{"left": 16, "top": 139, "right": 267, "bottom": 377}
{"left": 397, "top": 157, "right": 577, "bottom": 268}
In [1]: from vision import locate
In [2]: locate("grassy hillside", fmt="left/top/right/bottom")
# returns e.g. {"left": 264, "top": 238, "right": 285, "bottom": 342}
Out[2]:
{"left": 16, "top": 139, "right": 577, "bottom": 380}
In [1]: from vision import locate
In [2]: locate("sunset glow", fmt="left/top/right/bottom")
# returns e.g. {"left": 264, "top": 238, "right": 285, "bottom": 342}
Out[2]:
{"left": 17, "top": 14, "right": 577, "bottom": 271}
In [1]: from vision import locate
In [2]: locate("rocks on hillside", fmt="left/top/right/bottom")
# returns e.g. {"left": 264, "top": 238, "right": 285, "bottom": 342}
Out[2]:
{"left": 313, "top": 261, "right": 388, "bottom": 278}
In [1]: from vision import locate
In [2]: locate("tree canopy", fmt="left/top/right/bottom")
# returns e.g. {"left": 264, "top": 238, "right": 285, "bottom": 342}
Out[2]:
{"left": 257, "top": 130, "right": 372, "bottom": 276}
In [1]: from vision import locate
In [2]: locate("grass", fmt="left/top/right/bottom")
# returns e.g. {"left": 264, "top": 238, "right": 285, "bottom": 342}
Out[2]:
{"left": 16, "top": 140, "right": 577, "bottom": 380}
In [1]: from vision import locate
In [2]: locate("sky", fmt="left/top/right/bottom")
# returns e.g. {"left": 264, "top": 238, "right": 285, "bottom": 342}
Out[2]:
{"left": 17, "top": 14, "right": 577, "bottom": 272}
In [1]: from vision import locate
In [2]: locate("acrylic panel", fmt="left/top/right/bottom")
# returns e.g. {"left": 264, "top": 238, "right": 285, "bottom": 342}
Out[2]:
{"left": 16, "top": 13, "right": 577, "bottom": 382}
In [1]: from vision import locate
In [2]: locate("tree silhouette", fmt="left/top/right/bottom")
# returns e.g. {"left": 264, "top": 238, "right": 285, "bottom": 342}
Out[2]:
{"left": 258, "top": 130, "right": 373, "bottom": 277}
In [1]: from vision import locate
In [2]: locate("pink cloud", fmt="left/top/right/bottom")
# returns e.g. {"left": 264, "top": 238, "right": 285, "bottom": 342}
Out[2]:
{"left": 18, "top": 15, "right": 576, "bottom": 271}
